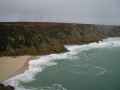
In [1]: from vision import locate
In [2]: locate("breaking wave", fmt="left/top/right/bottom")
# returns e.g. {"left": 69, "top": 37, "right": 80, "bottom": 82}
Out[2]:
{"left": 3, "top": 37, "right": 120, "bottom": 90}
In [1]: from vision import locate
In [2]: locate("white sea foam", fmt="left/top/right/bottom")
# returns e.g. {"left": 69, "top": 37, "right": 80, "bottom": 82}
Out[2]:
{"left": 14, "top": 84, "right": 67, "bottom": 90}
{"left": 95, "top": 66, "right": 107, "bottom": 76}
{"left": 3, "top": 37, "right": 120, "bottom": 90}
{"left": 65, "top": 37, "right": 120, "bottom": 52}
{"left": 38, "top": 83, "right": 68, "bottom": 90}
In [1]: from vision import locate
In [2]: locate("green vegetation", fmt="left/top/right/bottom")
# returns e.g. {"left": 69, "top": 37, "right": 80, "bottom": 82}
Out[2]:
{"left": 0, "top": 22, "right": 120, "bottom": 56}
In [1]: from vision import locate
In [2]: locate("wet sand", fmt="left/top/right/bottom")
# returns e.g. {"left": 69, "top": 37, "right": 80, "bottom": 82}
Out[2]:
{"left": 0, "top": 56, "right": 32, "bottom": 81}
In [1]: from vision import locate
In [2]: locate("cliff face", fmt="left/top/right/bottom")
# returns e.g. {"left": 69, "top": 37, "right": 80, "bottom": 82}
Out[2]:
{"left": 0, "top": 22, "right": 120, "bottom": 56}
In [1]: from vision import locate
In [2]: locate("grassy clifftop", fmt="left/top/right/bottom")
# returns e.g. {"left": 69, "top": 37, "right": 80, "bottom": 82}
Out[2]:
{"left": 0, "top": 22, "right": 120, "bottom": 56}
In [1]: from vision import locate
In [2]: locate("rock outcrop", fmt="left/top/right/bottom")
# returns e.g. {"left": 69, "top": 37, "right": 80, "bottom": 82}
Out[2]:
{"left": 0, "top": 22, "right": 120, "bottom": 56}
{"left": 0, "top": 83, "right": 14, "bottom": 90}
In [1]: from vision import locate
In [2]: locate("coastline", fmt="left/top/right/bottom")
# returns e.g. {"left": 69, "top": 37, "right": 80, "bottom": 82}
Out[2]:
{"left": 0, "top": 22, "right": 120, "bottom": 90}
{"left": 0, "top": 56, "right": 32, "bottom": 82}
{"left": 0, "top": 37, "right": 120, "bottom": 82}
{"left": 1, "top": 37, "right": 120, "bottom": 90}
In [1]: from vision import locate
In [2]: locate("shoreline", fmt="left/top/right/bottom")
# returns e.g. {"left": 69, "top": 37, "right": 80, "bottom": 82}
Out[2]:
{"left": 6, "top": 56, "right": 32, "bottom": 81}
{"left": 1, "top": 37, "right": 120, "bottom": 82}
{"left": 0, "top": 37, "right": 120, "bottom": 90}
{"left": 0, "top": 56, "right": 32, "bottom": 82}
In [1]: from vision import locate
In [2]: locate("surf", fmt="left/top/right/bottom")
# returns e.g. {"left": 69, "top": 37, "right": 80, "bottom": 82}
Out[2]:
{"left": 3, "top": 37, "right": 120, "bottom": 90}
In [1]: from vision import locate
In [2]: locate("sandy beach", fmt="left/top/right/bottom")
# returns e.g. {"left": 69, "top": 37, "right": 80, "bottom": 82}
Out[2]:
{"left": 0, "top": 56, "right": 32, "bottom": 81}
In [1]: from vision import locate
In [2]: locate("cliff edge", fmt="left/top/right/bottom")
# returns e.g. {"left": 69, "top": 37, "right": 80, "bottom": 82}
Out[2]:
{"left": 0, "top": 22, "right": 120, "bottom": 56}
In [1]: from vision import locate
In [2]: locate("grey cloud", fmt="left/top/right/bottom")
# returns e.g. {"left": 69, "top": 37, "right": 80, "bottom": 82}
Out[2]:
{"left": 0, "top": 0, "right": 120, "bottom": 25}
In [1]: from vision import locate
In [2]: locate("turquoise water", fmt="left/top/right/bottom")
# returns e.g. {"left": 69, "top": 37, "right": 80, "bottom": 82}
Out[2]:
{"left": 4, "top": 38, "right": 120, "bottom": 90}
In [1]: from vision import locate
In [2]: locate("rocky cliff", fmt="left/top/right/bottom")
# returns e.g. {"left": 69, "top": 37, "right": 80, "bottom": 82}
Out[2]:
{"left": 0, "top": 22, "right": 120, "bottom": 56}
{"left": 0, "top": 83, "right": 14, "bottom": 90}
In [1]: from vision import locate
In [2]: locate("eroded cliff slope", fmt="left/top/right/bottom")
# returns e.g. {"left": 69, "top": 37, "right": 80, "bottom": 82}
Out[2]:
{"left": 0, "top": 22, "right": 120, "bottom": 56}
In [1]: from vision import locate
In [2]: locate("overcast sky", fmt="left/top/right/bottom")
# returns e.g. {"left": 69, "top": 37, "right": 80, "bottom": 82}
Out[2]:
{"left": 0, "top": 0, "right": 120, "bottom": 25}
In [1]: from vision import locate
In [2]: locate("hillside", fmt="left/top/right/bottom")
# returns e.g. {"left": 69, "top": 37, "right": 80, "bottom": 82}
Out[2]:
{"left": 0, "top": 22, "right": 120, "bottom": 56}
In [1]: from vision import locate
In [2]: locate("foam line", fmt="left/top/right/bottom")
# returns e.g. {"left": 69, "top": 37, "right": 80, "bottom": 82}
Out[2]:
{"left": 3, "top": 37, "right": 120, "bottom": 90}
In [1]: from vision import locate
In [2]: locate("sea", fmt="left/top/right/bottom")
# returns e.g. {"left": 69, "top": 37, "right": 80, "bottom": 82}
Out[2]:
{"left": 3, "top": 37, "right": 120, "bottom": 90}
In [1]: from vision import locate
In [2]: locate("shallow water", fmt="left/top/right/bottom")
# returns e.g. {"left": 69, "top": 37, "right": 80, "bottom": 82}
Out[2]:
{"left": 4, "top": 38, "right": 120, "bottom": 90}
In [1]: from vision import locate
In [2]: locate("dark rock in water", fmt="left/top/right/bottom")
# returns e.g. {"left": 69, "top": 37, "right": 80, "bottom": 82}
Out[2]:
{"left": 0, "top": 22, "right": 120, "bottom": 56}
{"left": 0, "top": 84, "right": 5, "bottom": 90}
{"left": 0, "top": 83, "right": 15, "bottom": 90}
{"left": 6, "top": 85, "right": 14, "bottom": 90}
